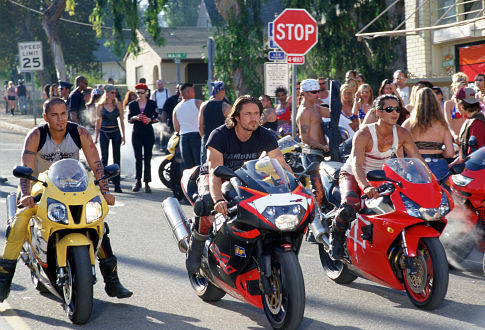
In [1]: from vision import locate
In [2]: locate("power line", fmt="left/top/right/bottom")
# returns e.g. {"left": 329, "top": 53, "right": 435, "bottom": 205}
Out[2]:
{"left": 6, "top": 0, "right": 131, "bottom": 31}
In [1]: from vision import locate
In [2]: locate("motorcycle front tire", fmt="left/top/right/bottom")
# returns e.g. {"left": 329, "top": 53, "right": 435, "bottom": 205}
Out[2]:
{"left": 262, "top": 251, "right": 305, "bottom": 330}
{"left": 158, "top": 158, "right": 173, "bottom": 189}
{"left": 63, "top": 246, "right": 93, "bottom": 324}
{"left": 403, "top": 237, "right": 449, "bottom": 310}
{"left": 318, "top": 243, "right": 357, "bottom": 284}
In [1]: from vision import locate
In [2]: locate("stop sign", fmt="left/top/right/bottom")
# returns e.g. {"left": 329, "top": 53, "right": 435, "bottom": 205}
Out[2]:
{"left": 273, "top": 9, "right": 318, "bottom": 55}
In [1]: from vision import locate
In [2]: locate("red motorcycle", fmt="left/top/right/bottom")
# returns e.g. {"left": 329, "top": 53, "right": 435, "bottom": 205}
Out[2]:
{"left": 315, "top": 158, "right": 452, "bottom": 310}
{"left": 446, "top": 146, "right": 485, "bottom": 274}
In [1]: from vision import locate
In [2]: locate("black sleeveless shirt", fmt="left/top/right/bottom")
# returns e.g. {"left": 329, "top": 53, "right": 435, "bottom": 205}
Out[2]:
{"left": 203, "top": 100, "right": 226, "bottom": 138}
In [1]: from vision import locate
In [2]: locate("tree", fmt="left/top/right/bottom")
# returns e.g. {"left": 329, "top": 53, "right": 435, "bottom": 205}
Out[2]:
{"left": 42, "top": 0, "right": 67, "bottom": 81}
{"left": 162, "top": 0, "right": 200, "bottom": 27}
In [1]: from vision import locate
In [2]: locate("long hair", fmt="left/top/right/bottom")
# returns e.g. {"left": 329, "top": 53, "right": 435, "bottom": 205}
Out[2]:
{"left": 340, "top": 83, "right": 354, "bottom": 103}
{"left": 409, "top": 88, "right": 447, "bottom": 135}
{"left": 408, "top": 84, "right": 421, "bottom": 107}
{"left": 123, "top": 91, "right": 136, "bottom": 109}
{"left": 358, "top": 83, "right": 374, "bottom": 104}
{"left": 96, "top": 90, "right": 117, "bottom": 109}
{"left": 225, "top": 95, "right": 263, "bottom": 129}
{"left": 378, "top": 79, "right": 393, "bottom": 96}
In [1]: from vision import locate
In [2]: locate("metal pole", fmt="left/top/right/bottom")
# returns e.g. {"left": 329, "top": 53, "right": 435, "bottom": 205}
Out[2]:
{"left": 31, "top": 72, "right": 36, "bottom": 125}
{"left": 291, "top": 64, "right": 297, "bottom": 138}
{"left": 176, "top": 62, "right": 181, "bottom": 84}
{"left": 207, "top": 37, "right": 215, "bottom": 94}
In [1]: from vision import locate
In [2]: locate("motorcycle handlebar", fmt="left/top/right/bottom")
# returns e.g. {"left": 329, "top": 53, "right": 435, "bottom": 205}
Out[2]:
{"left": 210, "top": 199, "right": 238, "bottom": 216}
{"left": 360, "top": 183, "right": 393, "bottom": 200}
{"left": 17, "top": 194, "right": 42, "bottom": 209}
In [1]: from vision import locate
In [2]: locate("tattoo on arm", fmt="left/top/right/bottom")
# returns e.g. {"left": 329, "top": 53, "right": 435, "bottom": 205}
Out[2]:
{"left": 94, "top": 160, "right": 108, "bottom": 193}
{"left": 300, "top": 124, "right": 308, "bottom": 135}
{"left": 20, "top": 178, "right": 30, "bottom": 196}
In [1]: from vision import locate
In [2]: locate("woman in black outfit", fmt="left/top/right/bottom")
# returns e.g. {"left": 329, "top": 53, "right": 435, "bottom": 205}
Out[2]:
{"left": 95, "top": 85, "right": 125, "bottom": 192}
{"left": 127, "top": 83, "right": 158, "bottom": 193}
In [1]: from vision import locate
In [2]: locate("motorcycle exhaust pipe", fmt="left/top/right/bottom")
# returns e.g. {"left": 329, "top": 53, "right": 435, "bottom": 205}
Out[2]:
{"left": 310, "top": 215, "right": 330, "bottom": 247}
{"left": 6, "top": 193, "right": 17, "bottom": 223}
{"left": 161, "top": 197, "right": 191, "bottom": 253}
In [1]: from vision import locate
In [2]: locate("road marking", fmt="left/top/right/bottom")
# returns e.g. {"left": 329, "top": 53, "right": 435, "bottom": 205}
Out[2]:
{"left": 0, "top": 301, "right": 31, "bottom": 329}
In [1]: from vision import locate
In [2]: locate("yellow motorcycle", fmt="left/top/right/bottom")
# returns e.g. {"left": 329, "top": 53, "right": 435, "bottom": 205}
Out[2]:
{"left": 158, "top": 132, "right": 180, "bottom": 189}
{"left": 8, "top": 159, "right": 119, "bottom": 324}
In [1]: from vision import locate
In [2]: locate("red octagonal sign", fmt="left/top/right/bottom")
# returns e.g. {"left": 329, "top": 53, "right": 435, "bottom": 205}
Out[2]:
{"left": 273, "top": 8, "right": 318, "bottom": 55}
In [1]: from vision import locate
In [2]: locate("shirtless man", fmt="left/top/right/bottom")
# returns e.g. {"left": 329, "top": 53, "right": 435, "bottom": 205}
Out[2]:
{"left": 296, "top": 79, "right": 330, "bottom": 207}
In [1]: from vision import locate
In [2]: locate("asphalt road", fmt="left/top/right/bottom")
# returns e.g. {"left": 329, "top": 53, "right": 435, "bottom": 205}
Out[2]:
{"left": 0, "top": 128, "right": 484, "bottom": 329}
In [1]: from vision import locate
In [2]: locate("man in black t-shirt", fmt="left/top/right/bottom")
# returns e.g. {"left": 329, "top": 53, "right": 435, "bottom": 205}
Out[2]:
{"left": 186, "top": 95, "right": 292, "bottom": 275}
{"left": 67, "top": 76, "right": 88, "bottom": 123}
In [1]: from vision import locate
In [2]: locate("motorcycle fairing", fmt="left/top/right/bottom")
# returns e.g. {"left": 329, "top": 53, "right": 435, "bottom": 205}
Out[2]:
{"left": 404, "top": 225, "right": 442, "bottom": 257}
{"left": 211, "top": 268, "right": 263, "bottom": 309}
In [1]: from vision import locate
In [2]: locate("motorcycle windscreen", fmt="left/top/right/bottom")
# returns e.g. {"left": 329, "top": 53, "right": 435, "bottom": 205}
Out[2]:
{"left": 466, "top": 146, "right": 485, "bottom": 171}
{"left": 48, "top": 159, "right": 89, "bottom": 192}
{"left": 240, "top": 157, "right": 291, "bottom": 194}
{"left": 385, "top": 158, "right": 432, "bottom": 184}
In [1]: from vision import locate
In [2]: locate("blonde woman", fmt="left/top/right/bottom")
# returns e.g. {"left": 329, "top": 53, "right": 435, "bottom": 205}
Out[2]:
{"left": 352, "top": 83, "right": 374, "bottom": 126}
{"left": 444, "top": 72, "right": 468, "bottom": 142}
{"left": 402, "top": 88, "right": 454, "bottom": 181}
{"left": 6, "top": 81, "right": 16, "bottom": 115}
{"left": 95, "top": 85, "right": 125, "bottom": 193}
{"left": 405, "top": 84, "right": 421, "bottom": 113}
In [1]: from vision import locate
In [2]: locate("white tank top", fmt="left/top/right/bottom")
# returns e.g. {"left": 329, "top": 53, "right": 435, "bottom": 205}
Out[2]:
{"left": 175, "top": 99, "right": 199, "bottom": 134}
{"left": 341, "top": 123, "right": 398, "bottom": 175}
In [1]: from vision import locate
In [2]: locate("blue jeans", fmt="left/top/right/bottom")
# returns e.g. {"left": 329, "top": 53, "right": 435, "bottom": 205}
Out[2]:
{"left": 17, "top": 96, "right": 27, "bottom": 114}
{"left": 423, "top": 156, "right": 449, "bottom": 182}
{"left": 200, "top": 135, "right": 209, "bottom": 165}
{"left": 180, "top": 132, "right": 201, "bottom": 171}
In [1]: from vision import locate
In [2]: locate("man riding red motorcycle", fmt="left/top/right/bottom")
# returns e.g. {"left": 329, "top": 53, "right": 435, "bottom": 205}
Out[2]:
{"left": 330, "top": 94, "right": 424, "bottom": 259}
{"left": 185, "top": 95, "right": 292, "bottom": 275}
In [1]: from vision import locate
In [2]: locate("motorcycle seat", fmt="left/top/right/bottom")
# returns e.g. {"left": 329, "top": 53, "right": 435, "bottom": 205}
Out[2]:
{"left": 320, "top": 161, "right": 343, "bottom": 182}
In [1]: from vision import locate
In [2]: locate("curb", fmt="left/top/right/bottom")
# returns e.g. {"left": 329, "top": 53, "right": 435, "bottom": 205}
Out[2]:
{"left": 0, "top": 121, "right": 30, "bottom": 134}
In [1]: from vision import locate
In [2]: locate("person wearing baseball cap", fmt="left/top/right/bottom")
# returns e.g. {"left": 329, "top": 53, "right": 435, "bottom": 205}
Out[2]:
{"left": 453, "top": 87, "right": 485, "bottom": 159}
{"left": 296, "top": 79, "right": 331, "bottom": 215}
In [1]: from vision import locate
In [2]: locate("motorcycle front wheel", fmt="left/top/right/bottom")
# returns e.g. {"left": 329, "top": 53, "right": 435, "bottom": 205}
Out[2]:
{"left": 262, "top": 251, "right": 305, "bottom": 330}
{"left": 318, "top": 243, "right": 357, "bottom": 284}
{"left": 63, "top": 246, "right": 93, "bottom": 324}
{"left": 403, "top": 237, "right": 449, "bottom": 310}
{"left": 158, "top": 158, "right": 173, "bottom": 189}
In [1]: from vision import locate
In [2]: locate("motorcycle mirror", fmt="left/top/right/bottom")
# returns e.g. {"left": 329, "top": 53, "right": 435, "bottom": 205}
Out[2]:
{"left": 12, "top": 166, "right": 46, "bottom": 186}
{"left": 450, "top": 163, "right": 465, "bottom": 175}
{"left": 366, "top": 170, "right": 386, "bottom": 181}
{"left": 94, "top": 164, "right": 120, "bottom": 185}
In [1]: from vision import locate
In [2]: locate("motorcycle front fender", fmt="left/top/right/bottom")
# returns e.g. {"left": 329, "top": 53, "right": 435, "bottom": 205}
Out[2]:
{"left": 161, "top": 154, "right": 174, "bottom": 162}
{"left": 404, "top": 225, "right": 441, "bottom": 257}
{"left": 56, "top": 233, "right": 95, "bottom": 267}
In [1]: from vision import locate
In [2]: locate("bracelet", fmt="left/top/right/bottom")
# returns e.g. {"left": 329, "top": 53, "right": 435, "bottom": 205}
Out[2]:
{"left": 215, "top": 199, "right": 225, "bottom": 204}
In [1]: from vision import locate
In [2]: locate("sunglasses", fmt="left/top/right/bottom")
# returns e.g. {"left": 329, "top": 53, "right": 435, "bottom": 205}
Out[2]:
{"left": 308, "top": 90, "right": 319, "bottom": 94}
{"left": 136, "top": 91, "right": 146, "bottom": 95}
{"left": 380, "top": 106, "right": 401, "bottom": 113}
{"left": 476, "top": 79, "right": 484, "bottom": 82}
{"left": 109, "top": 91, "right": 117, "bottom": 94}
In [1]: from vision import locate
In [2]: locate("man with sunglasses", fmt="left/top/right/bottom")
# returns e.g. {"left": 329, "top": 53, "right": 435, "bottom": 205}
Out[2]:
{"left": 317, "top": 77, "right": 329, "bottom": 107}
{"left": 330, "top": 94, "right": 423, "bottom": 259}
{"left": 296, "top": 79, "right": 330, "bottom": 209}
{"left": 58, "top": 81, "right": 72, "bottom": 102}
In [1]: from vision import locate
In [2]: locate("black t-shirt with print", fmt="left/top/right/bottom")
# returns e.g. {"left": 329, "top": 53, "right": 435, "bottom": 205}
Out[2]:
{"left": 205, "top": 124, "right": 279, "bottom": 171}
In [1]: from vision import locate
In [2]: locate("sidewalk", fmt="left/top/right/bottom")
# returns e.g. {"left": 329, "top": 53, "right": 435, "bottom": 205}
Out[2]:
{"left": 0, "top": 111, "right": 40, "bottom": 134}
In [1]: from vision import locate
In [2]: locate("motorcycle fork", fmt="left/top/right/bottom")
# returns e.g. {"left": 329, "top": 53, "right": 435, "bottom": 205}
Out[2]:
{"left": 256, "top": 240, "right": 272, "bottom": 294}
{"left": 401, "top": 229, "right": 418, "bottom": 274}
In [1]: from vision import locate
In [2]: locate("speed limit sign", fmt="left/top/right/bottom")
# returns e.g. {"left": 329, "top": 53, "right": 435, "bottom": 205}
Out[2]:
{"left": 18, "top": 41, "right": 44, "bottom": 71}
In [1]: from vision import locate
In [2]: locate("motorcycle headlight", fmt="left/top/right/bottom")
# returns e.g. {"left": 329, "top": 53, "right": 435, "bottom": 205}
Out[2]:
{"left": 47, "top": 198, "right": 68, "bottom": 224}
{"left": 86, "top": 196, "right": 103, "bottom": 223}
{"left": 262, "top": 205, "right": 303, "bottom": 231}
{"left": 451, "top": 174, "right": 473, "bottom": 187}
{"left": 400, "top": 193, "right": 449, "bottom": 221}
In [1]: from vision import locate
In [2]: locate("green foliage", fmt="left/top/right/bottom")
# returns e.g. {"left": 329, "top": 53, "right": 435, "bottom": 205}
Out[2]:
{"left": 212, "top": 0, "right": 265, "bottom": 100}
{"left": 162, "top": 0, "right": 200, "bottom": 27}
{"left": 284, "top": 0, "right": 399, "bottom": 92}
{"left": 90, "top": 0, "right": 167, "bottom": 57}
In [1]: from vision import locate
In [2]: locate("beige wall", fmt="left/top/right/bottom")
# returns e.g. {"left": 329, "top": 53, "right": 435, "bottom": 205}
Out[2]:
{"left": 125, "top": 33, "right": 162, "bottom": 91}
{"left": 101, "top": 62, "right": 126, "bottom": 83}
{"left": 405, "top": 0, "right": 485, "bottom": 85}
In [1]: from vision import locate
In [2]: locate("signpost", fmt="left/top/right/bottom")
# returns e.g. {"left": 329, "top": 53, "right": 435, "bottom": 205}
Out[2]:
{"left": 264, "top": 63, "right": 289, "bottom": 97}
{"left": 18, "top": 41, "right": 43, "bottom": 124}
{"left": 167, "top": 53, "right": 187, "bottom": 83}
{"left": 272, "top": 9, "right": 318, "bottom": 137}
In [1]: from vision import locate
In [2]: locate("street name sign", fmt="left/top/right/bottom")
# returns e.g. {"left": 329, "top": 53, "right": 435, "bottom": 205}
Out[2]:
{"left": 272, "top": 9, "right": 318, "bottom": 55}
{"left": 167, "top": 52, "right": 187, "bottom": 59}
{"left": 264, "top": 62, "right": 289, "bottom": 97}
{"left": 269, "top": 51, "right": 285, "bottom": 61}
{"left": 267, "top": 22, "right": 279, "bottom": 49}
{"left": 18, "top": 41, "right": 43, "bottom": 71}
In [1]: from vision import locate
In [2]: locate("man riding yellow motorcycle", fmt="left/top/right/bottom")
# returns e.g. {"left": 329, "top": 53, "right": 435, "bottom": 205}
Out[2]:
{"left": 0, "top": 98, "right": 132, "bottom": 302}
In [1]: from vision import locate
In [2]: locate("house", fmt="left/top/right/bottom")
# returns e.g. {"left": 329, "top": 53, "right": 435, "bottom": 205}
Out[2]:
{"left": 93, "top": 39, "right": 126, "bottom": 83}
{"left": 404, "top": 0, "right": 485, "bottom": 95}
